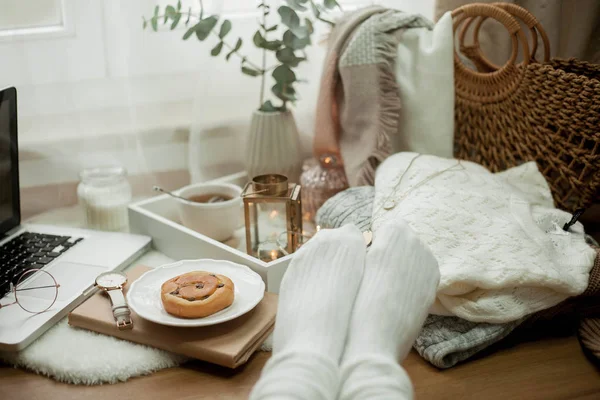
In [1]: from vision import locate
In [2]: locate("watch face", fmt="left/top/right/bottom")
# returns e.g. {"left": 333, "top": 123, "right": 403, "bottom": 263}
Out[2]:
{"left": 96, "top": 272, "right": 127, "bottom": 288}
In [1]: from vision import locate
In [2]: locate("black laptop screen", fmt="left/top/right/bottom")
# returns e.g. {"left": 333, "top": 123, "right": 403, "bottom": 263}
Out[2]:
{"left": 0, "top": 87, "right": 20, "bottom": 235}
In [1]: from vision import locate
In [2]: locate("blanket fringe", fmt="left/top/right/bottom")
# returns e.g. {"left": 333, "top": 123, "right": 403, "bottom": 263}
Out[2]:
{"left": 355, "top": 11, "right": 432, "bottom": 186}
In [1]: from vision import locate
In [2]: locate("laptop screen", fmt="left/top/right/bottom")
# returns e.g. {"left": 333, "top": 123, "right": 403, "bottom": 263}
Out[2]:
{"left": 0, "top": 87, "right": 20, "bottom": 236}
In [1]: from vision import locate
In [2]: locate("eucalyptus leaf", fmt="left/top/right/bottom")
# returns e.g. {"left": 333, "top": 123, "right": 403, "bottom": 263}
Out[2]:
{"left": 283, "top": 30, "right": 310, "bottom": 50}
{"left": 165, "top": 5, "right": 176, "bottom": 18}
{"left": 263, "top": 40, "right": 283, "bottom": 51}
{"left": 260, "top": 100, "right": 280, "bottom": 112}
{"left": 170, "top": 13, "right": 181, "bottom": 29}
{"left": 183, "top": 26, "right": 195, "bottom": 40}
{"left": 153, "top": 5, "right": 159, "bottom": 17}
{"left": 265, "top": 24, "right": 278, "bottom": 32}
{"left": 242, "top": 66, "right": 262, "bottom": 77}
{"left": 310, "top": 1, "right": 320, "bottom": 17}
{"left": 226, "top": 38, "right": 242, "bottom": 60}
{"left": 185, "top": 8, "right": 192, "bottom": 25}
{"left": 276, "top": 47, "right": 305, "bottom": 67}
{"left": 142, "top": 18, "right": 147, "bottom": 29}
{"left": 258, "top": 3, "right": 271, "bottom": 16}
{"left": 278, "top": 6, "right": 300, "bottom": 29}
{"left": 290, "top": 25, "right": 309, "bottom": 39}
{"left": 272, "top": 82, "right": 297, "bottom": 102}
{"left": 195, "top": 16, "right": 218, "bottom": 41}
{"left": 211, "top": 42, "right": 223, "bottom": 56}
{"left": 305, "top": 18, "right": 314, "bottom": 34}
{"left": 271, "top": 83, "right": 285, "bottom": 101}
{"left": 219, "top": 20, "right": 232, "bottom": 39}
{"left": 253, "top": 30, "right": 265, "bottom": 47}
{"left": 163, "top": 14, "right": 168, "bottom": 24}
{"left": 177, "top": 0, "right": 181, "bottom": 11}
{"left": 151, "top": 16, "right": 158, "bottom": 31}
{"left": 285, "top": 0, "right": 308, "bottom": 11}
{"left": 324, "top": 0, "right": 339, "bottom": 9}
{"left": 272, "top": 64, "right": 296, "bottom": 83}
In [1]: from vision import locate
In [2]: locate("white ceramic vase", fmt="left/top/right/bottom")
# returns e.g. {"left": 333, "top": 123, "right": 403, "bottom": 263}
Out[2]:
{"left": 245, "top": 110, "right": 302, "bottom": 182}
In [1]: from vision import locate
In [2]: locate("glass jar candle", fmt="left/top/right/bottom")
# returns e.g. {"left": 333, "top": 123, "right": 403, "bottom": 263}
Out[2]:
{"left": 77, "top": 166, "right": 132, "bottom": 231}
{"left": 300, "top": 154, "right": 349, "bottom": 223}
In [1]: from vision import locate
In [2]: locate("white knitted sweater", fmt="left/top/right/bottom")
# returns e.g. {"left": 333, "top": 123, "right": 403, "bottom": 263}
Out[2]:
{"left": 372, "top": 153, "right": 596, "bottom": 323}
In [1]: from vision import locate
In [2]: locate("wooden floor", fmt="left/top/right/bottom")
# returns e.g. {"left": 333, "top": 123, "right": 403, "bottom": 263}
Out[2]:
{"left": 2, "top": 334, "right": 599, "bottom": 400}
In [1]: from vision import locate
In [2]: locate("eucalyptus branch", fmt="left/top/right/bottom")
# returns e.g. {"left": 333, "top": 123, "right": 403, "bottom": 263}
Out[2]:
{"left": 144, "top": 1, "right": 340, "bottom": 112}
{"left": 314, "top": 15, "right": 334, "bottom": 26}
{"left": 149, "top": 11, "right": 263, "bottom": 72}
{"left": 209, "top": 29, "right": 264, "bottom": 72}
{"left": 259, "top": 1, "right": 268, "bottom": 107}
{"left": 308, "top": 0, "right": 335, "bottom": 26}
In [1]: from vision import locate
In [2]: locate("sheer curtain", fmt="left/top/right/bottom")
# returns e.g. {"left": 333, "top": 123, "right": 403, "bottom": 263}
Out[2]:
{"left": 435, "top": 0, "right": 600, "bottom": 64}
{"left": 0, "top": 0, "right": 434, "bottom": 221}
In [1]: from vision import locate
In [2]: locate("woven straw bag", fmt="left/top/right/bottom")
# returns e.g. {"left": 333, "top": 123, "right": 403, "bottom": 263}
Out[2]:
{"left": 452, "top": 4, "right": 600, "bottom": 213}
{"left": 457, "top": 2, "right": 551, "bottom": 72}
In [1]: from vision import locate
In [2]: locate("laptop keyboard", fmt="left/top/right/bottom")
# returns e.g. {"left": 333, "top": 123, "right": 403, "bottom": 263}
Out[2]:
{"left": 0, "top": 232, "right": 83, "bottom": 298}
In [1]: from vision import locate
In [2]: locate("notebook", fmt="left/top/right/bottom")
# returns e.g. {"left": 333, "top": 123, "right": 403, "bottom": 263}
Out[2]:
{"left": 68, "top": 265, "right": 277, "bottom": 368}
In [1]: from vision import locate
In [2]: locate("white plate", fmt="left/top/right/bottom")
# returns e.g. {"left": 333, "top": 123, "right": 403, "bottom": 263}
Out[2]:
{"left": 127, "top": 259, "right": 265, "bottom": 327}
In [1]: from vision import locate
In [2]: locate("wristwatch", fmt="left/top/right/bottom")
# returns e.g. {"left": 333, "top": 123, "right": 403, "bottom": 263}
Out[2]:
{"left": 95, "top": 272, "right": 133, "bottom": 330}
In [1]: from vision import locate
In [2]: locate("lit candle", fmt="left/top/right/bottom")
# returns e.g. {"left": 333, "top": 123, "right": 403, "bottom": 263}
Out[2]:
{"left": 316, "top": 225, "right": 321, "bottom": 232}
{"left": 258, "top": 247, "right": 284, "bottom": 262}
{"left": 269, "top": 210, "right": 279, "bottom": 219}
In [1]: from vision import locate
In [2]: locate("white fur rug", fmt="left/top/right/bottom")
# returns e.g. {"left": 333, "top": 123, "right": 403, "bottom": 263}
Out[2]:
{"left": 0, "top": 318, "right": 188, "bottom": 385}
{"left": 0, "top": 250, "right": 273, "bottom": 385}
{"left": 0, "top": 251, "right": 188, "bottom": 384}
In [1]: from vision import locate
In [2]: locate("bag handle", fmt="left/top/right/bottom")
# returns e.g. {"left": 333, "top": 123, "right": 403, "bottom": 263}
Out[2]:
{"left": 459, "top": 2, "right": 550, "bottom": 72}
{"left": 452, "top": 4, "right": 530, "bottom": 103}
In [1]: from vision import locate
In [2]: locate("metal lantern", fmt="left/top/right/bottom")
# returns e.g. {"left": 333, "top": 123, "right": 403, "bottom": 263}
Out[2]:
{"left": 241, "top": 174, "right": 302, "bottom": 261}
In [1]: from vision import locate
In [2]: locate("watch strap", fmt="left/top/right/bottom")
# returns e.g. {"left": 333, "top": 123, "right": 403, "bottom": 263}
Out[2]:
{"left": 107, "top": 288, "right": 133, "bottom": 330}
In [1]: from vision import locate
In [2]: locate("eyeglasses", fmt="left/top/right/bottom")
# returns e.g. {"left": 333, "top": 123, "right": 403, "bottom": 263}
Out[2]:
{"left": 0, "top": 269, "right": 60, "bottom": 314}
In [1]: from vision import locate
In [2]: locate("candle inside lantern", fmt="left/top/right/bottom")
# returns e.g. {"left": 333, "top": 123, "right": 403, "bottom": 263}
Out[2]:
{"left": 257, "top": 246, "right": 284, "bottom": 262}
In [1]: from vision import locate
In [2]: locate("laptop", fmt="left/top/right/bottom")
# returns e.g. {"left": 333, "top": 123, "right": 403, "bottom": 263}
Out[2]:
{"left": 0, "top": 87, "right": 151, "bottom": 351}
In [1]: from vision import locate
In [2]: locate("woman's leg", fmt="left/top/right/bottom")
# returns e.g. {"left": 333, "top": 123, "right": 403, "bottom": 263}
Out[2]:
{"left": 250, "top": 224, "right": 367, "bottom": 400}
{"left": 338, "top": 220, "right": 440, "bottom": 400}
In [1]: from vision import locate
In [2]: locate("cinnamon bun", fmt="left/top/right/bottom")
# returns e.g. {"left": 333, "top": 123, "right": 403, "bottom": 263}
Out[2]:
{"left": 160, "top": 271, "right": 234, "bottom": 318}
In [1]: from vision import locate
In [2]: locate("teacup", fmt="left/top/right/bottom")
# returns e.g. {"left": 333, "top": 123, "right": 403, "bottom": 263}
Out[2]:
{"left": 175, "top": 183, "right": 242, "bottom": 241}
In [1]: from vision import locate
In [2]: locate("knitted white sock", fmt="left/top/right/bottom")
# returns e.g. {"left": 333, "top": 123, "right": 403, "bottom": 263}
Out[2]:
{"left": 338, "top": 220, "right": 440, "bottom": 400}
{"left": 250, "top": 224, "right": 366, "bottom": 400}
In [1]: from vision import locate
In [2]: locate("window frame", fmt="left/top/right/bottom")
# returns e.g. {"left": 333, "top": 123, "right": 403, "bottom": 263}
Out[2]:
{"left": 0, "top": 0, "right": 75, "bottom": 42}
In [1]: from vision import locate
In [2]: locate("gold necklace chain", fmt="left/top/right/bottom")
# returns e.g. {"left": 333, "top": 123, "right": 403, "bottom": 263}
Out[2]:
{"left": 363, "top": 154, "right": 465, "bottom": 246}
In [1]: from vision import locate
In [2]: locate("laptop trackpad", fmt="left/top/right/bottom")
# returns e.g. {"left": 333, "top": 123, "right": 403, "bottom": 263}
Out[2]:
{"left": 44, "top": 262, "right": 108, "bottom": 301}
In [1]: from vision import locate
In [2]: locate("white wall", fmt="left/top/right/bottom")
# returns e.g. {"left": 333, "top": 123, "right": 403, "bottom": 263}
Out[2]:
{"left": 0, "top": 0, "right": 435, "bottom": 187}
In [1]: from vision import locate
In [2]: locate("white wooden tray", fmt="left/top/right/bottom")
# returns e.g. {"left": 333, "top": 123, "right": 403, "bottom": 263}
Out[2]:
{"left": 128, "top": 172, "right": 292, "bottom": 293}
